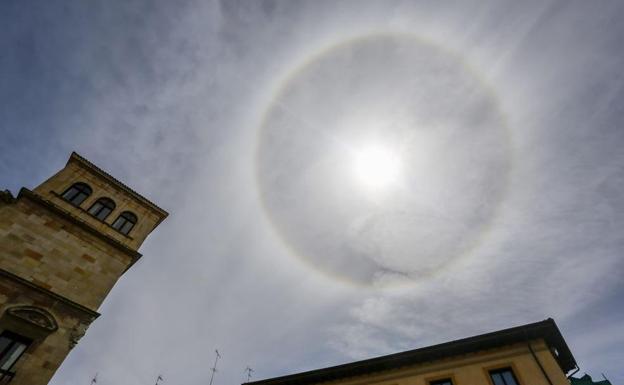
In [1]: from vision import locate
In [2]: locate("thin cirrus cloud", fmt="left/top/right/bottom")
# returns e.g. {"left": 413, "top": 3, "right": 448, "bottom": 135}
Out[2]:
{"left": 0, "top": 1, "right": 623, "bottom": 384}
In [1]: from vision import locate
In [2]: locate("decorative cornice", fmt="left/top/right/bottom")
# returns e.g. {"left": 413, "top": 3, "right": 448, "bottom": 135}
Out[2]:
{"left": 68, "top": 152, "right": 168, "bottom": 225}
{"left": 0, "top": 269, "right": 100, "bottom": 319}
{"left": 69, "top": 322, "right": 89, "bottom": 349}
{"left": 17, "top": 188, "right": 142, "bottom": 265}
{"left": 0, "top": 189, "right": 15, "bottom": 204}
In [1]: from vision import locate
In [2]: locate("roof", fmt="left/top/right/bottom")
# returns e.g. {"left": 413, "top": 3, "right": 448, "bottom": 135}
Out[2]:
{"left": 68, "top": 152, "right": 168, "bottom": 221}
{"left": 248, "top": 319, "right": 577, "bottom": 385}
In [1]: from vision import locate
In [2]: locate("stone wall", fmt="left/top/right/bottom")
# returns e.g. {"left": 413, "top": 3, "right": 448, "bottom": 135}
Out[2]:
{"left": 34, "top": 155, "right": 165, "bottom": 250}
{"left": 0, "top": 152, "right": 167, "bottom": 385}
{"left": 0, "top": 271, "right": 97, "bottom": 385}
{"left": 0, "top": 196, "right": 133, "bottom": 311}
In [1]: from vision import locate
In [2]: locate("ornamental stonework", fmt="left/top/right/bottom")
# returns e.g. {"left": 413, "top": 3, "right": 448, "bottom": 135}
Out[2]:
{"left": 6, "top": 306, "right": 58, "bottom": 332}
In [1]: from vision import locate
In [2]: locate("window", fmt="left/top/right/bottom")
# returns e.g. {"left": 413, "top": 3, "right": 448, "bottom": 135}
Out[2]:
{"left": 0, "top": 331, "right": 31, "bottom": 372}
{"left": 87, "top": 197, "right": 116, "bottom": 221}
{"left": 112, "top": 211, "right": 137, "bottom": 235}
{"left": 489, "top": 368, "right": 519, "bottom": 385}
{"left": 430, "top": 379, "right": 453, "bottom": 385}
{"left": 61, "top": 182, "right": 92, "bottom": 206}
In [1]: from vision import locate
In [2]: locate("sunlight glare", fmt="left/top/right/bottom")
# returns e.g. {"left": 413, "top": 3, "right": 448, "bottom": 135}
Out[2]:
{"left": 352, "top": 144, "right": 402, "bottom": 192}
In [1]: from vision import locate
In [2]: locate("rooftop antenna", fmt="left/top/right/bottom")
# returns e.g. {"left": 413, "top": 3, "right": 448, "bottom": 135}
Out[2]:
{"left": 244, "top": 367, "right": 254, "bottom": 383}
{"left": 155, "top": 374, "right": 164, "bottom": 385}
{"left": 208, "top": 349, "right": 221, "bottom": 385}
{"left": 90, "top": 373, "right": 98, "bottom": 385}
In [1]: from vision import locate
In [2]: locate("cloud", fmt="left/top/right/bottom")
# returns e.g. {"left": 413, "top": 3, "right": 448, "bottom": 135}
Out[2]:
{"left": 1, "top": 1, "right": 623, "bottom": 384}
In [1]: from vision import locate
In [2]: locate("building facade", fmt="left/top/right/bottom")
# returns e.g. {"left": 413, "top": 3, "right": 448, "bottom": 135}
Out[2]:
{"left": 248, "top": 319, "right": 578, "bottom": 385}
{"left": 0, "top": 152, "right": 167, "bottom": 384}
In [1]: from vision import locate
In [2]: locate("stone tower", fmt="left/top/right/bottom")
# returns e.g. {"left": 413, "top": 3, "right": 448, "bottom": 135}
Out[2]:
{"left": 0, "top": 152, "right": 168, "bottom": 384}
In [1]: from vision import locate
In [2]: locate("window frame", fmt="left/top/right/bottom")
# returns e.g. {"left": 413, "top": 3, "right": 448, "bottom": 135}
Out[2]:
{"left": 0, "top": 330, "right": 32, "bottom": 372}
{"left": 111, "top": 211, "right": 138, "bottom": 235}
{"left": 87, "top": 197, "right": 116, "bottom": 221}
{"left": 429, "top": 378, "right": 454, "bottom": 385}
{"left": 61, "top": 182, "right": 92, "bottom": 207}
{"left": 484, "top": 365, "right": 524, "bottom": 385}
{"left": 426, "top": 373, "right": 457, "bottom": 385}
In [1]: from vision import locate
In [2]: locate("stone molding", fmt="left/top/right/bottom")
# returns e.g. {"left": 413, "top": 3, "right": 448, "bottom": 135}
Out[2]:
{"left": 1, "top": 190, "right": 13, "bottom": 202}
{"left": 5, "top": 305, "right": 58, "bottom": 332}
{"left": 0, "top": 268, "right": 100, "bottom": 319}
{"left": 68, "top": 323, "right": 88, "bottom": 350}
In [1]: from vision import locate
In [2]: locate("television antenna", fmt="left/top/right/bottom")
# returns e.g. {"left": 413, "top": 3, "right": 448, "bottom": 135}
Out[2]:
{"left": 244, "top": 367, "right": 254, "bottom": 383}
{"left": 208, "top": 349, "right": 221, "bottom": 385}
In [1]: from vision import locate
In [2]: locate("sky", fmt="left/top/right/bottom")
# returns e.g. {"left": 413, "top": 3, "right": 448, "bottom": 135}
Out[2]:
{"left": 1, "top": 1, "right": 623, "bottom": 384}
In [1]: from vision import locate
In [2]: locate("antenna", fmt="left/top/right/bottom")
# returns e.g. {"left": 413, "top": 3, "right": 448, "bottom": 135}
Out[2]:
{"left": 244, "top": 367, "right": 254, "bottom": 383}
{"left": 208, "top": 349, "right": 221, "bottom": 385}
{"left": 90, "top": 373, "right": 98, "bottom": 385}
{"left": 155, "top": 374, "right": 164, "bottom": 385}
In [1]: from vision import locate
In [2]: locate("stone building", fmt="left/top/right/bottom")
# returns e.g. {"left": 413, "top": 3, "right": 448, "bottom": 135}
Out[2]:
{"left": 248, "top": 319, "right": 580, "bottom": 385}
{"left": 0, "top": 152, "right": 168, "bottom": 384}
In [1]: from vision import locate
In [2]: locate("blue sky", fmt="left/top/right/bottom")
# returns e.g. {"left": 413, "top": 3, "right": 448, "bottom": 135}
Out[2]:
{"left": 1, "top": 1, "right": 623, "bottom": 384}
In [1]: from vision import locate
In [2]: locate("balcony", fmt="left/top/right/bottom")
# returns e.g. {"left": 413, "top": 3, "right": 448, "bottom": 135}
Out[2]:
{"left": 0, "top": 369, "right": 15, "bottom": 384}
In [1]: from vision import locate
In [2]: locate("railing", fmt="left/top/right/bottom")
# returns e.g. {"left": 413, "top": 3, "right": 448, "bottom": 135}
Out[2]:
{"left": 0, "top": 369, "right": 15, "bottom": 384}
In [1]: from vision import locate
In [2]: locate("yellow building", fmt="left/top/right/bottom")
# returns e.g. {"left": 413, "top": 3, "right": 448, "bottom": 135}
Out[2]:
{"left": 248, "top": 319, "right": 578, "bottom": 385}
{"left": 0, "top": 152, "right": 167, "bottom": 385}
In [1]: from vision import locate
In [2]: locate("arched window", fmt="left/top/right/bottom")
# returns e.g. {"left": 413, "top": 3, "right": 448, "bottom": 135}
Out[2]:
{"left": 112, "top": 211, "right": 137, "bottom": 235}
{"left": 61, "top": 182, "right": 92, "bottom": 206}
{"left": 87, "top": 197, "right": 116, "bottom": 221}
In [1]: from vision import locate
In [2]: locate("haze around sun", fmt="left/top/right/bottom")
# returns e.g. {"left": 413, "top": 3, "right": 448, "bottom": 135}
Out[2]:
{"left": 256, "top": 35, "right": 511, "bottom": 286}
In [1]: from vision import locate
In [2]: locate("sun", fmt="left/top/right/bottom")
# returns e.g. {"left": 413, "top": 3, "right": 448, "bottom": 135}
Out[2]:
{"left": 352, "top": 143, "right": 402, "bottom": 192}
